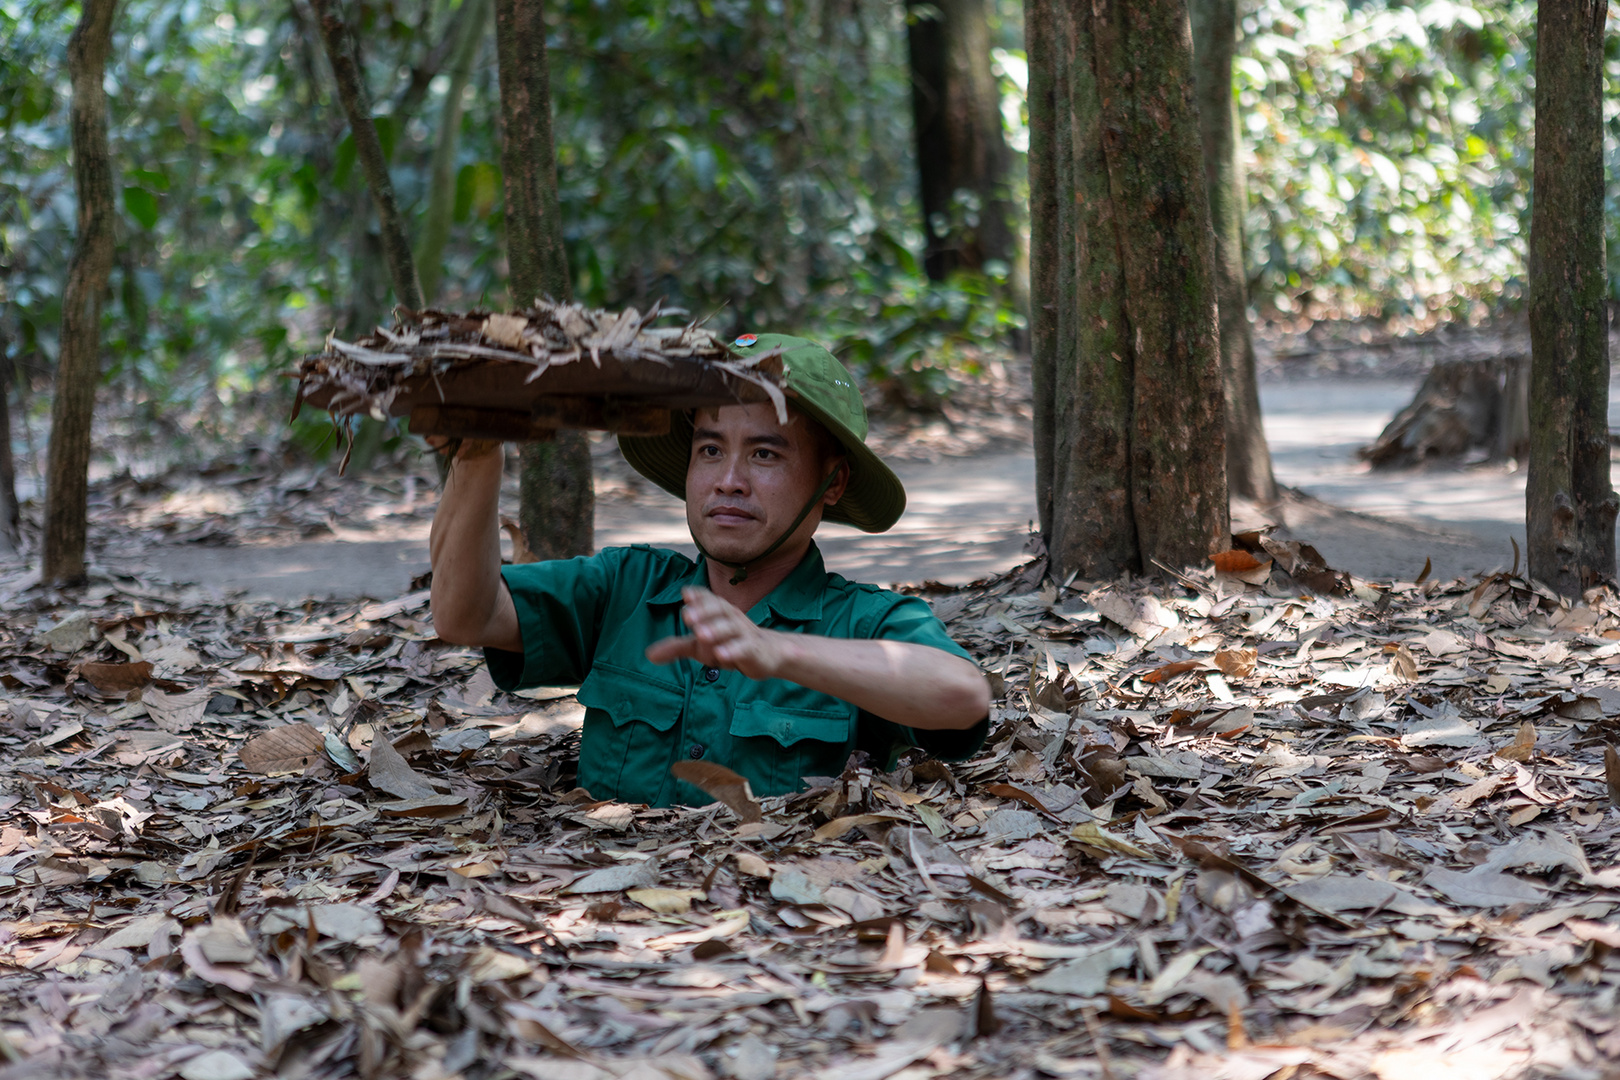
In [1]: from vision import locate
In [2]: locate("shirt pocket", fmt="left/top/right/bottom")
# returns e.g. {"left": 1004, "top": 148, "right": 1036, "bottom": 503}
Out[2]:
{"left": 577, "top": 664, "right": 684, "bottom": 733}
{"left": 729, "top": 692, "right": 857, "bottom": 796}
{"left": 575, "top": 664, "right": 686, "bottom": 804}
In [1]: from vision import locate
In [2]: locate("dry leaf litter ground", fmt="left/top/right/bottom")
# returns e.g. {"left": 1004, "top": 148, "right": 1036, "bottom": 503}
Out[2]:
{"left": 7, "top": 518, "right": 1620, "bottom": 1080}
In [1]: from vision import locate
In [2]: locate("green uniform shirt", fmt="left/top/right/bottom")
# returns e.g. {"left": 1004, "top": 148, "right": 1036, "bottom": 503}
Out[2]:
{"left": 485, "top": 543, "right": 988, "bottom": 807}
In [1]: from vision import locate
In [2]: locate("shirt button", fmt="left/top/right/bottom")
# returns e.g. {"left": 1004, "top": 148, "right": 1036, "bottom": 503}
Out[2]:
{"left": 703, "top": 667, "right": 720, "bottom": 683}
{"left": 689, "top": 744, "right": 705, "bottom": 759}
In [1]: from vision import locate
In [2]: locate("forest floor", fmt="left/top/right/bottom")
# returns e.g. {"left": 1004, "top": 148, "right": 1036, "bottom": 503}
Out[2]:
{"left": 4, "top": 318, "right": 1620, "bottom": 1080}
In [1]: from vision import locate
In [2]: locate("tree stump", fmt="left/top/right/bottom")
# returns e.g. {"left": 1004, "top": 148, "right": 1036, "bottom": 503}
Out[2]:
{"left": 1360, "top": 356, "right": 1530, "bottom": 468}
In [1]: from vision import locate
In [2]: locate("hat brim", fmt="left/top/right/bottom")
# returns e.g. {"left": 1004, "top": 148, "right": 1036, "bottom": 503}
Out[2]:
{"left": 618, "top": 399, "right": 906, "bottom": 534}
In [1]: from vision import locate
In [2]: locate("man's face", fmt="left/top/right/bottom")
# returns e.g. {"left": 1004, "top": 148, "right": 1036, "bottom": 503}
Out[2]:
{"left": 685, "top": 403, "right": 845, "bottom": 566}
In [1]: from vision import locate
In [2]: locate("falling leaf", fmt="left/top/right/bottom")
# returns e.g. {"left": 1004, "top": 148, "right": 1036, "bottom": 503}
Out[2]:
{"left": 670, "top": 760, "right": 763, "bottom": 823}
{"left": 237, "top": 722, "right": 326, "bottom": 774}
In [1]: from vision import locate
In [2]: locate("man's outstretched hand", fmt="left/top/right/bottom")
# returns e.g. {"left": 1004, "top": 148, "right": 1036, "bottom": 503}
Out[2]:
{"left": 645, "top": 587, "right": 787, "bottom": 680}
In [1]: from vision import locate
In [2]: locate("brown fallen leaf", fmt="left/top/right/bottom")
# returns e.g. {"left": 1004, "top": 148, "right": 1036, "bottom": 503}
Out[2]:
{"left": 143, "top": 686, "right": 209, "bottom": 732}
{"left": 367, "top": 733, "right": 439, "bottom": 800}
{"left": 1384, "top": 642, "right": 1419, "bottom": 682}
{"left": 1210, "top": 550, "right": 1266, "bottom": 573}
{"left": 670, "top": 760, "right": 763, "bottom": 823}
{"left": 377, "top": 795, "right": 467, "bottom": 817}
{"left": 1143, "top": 659, "right": 1204, "bottom": 685}
{"left": 1212, "top": 648, "right": 1257, "bottom": 678}
{"left": 237, "top": 722, "right": 325, "bottom": 774}
{"left": 814, "top": 813, "right": 897, "bottom": 841}
{"left": 1605, "top": 746, "right": 1620, "bottom": 808}
{"left": 1496, "top": 720, "right": 1537, "bottom": 763}
{"left": 75, "top": 660, "right": 154, "bottom": 695}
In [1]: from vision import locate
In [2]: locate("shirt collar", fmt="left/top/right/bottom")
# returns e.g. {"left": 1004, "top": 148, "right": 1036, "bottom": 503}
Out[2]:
{"left": 645, "top": 542, "right": 829, "bottom": 623}
{"left": 758, "top": 542, "right": 828, "bottom": 623}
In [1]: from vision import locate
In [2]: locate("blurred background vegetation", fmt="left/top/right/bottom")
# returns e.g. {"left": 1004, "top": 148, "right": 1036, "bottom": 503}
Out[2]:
{"left": 0, "top": 0, "right": 1614, "bottom": 468}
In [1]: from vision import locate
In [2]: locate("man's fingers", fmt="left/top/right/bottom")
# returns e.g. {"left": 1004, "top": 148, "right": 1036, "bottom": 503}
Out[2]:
{"left": 646, "top": 635, "right": 700, "bottom": 664}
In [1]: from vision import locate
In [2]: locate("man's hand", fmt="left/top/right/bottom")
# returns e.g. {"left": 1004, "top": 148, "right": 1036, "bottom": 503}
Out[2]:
{"left": 645, "top": 586, "right": 990, "bottom": 731}
{"left": 645, "top": 586, "right": 787, "bottom": 680}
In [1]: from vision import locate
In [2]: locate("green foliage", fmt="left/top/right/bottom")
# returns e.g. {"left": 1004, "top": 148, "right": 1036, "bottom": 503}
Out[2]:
{"left": 1235, "top": 0, "right": 1542, "bottom": 322}
{"left": 12, "top": 0, "right": 1618, "bottom": 469}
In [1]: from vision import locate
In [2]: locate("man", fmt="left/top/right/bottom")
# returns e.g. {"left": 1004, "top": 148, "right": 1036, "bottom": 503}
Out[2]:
{"left": 429, "top": 333, "right": 990, "bottom": 807}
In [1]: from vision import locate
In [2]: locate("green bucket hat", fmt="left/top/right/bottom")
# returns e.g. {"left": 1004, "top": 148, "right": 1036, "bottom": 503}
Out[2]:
{"left": 619, "top": 333, "right": 906, "bottom": 534}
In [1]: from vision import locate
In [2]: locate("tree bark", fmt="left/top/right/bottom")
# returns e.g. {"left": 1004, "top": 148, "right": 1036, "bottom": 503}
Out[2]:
{"left": 1027, "top": 0, "right": 1228, "bottom": 581}
{"left": 41, "top": 0, "right": 118, "bottom": 586}
{"left": 496, "top": 0, "right": 593, "bottom": 561}
{"left": 311, "top": 0, "right": 423, "bottom": 313}
{"left": 0, "top": 329, "right": 20, "bottom": 553}
{"left": 1191, "top": 0, "right": 1276, "bottom": 507}
{"left": 1526, "top": 0, "right": 1615, "bottom": 597}
{"left": 907, "top": 0, "right": 1015, "bottom": 280}
{"left": 417, "top": 0, "right": 491, "bottom": 304}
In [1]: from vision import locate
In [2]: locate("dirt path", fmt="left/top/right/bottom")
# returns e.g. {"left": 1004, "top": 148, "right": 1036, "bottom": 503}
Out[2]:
{"left": 101, "top": 376, "right": 1603, "bottom": 602}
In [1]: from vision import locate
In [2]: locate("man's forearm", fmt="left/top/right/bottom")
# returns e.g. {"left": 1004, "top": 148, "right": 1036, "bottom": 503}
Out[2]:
{"left": 428, "top": 449, "right": 522, "bottom": 651}
{"left": 770, "top": 634, "right": 989, "bottom": 731}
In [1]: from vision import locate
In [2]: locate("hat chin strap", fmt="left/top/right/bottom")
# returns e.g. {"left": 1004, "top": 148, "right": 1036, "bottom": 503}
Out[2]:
{"left": 691, "top": 468, "right": 841, "bottom": 586}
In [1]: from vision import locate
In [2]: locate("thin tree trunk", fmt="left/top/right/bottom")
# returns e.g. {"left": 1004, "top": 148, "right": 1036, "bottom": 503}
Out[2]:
{"left": 41, "top": 0, "right": 118, "bottom": 586}
{"left": 496, "top": 0, "right": 593, "bottom": 561}
{"left": 1526, "top": 0, "right": 1615, "bottom": 596}
{"left": 1191, "top": 0, "right": 1276, "bottom": 507}
{"left": 311, "top": 0, "right": 423, "bottom": 313}
{"left": 1027, "top": 0, "right": 1228, "bottom": 581}
{"left": 417, "top": 0, "right": 491, "bottom": 304}
{"left": 907, "top": 0, "right": 1014, "bottom": 280}
{"left": 0, "top": 329, "right": 20, "bottom": 553}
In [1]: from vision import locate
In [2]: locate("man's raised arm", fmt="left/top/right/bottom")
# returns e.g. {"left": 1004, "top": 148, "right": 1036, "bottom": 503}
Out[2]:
{"left": 427, "top": 442, "right": 523, "bottom": 654}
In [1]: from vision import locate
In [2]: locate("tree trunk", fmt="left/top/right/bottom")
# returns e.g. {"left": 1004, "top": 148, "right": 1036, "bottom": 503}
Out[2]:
{"left": 1190, "top": 0, "right": 1276, "bottom": 507}
{"left": 907, "top": 0, "right": 1015, "bottom": 280}
{"left": 417, "top": 0, "right": 491, "bottom": 304}
{"left": 41, "top": 0, "right": 118, "bottom": 586}
{"left": 311, "top": 0, "right": 423, "bottom": 313}
{"left": 1027, "top": 0, "right": 1229, "bottom": 581}
{"left": 0, "top": 329, "right": 20, "bottom": 554}
{"left": 496, "top": 0, "right": 593, "bottom": 561}
{"left": 1526, "top": 0, "right": 1615, "bottom": 598}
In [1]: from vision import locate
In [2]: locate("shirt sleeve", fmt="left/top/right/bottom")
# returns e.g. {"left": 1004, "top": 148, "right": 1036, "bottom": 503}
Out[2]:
{"left": 483, "top": 549, "right": 620, "bottom": 691}
{"left": 857, "top": 594, "right": 990, "bottom": 763}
